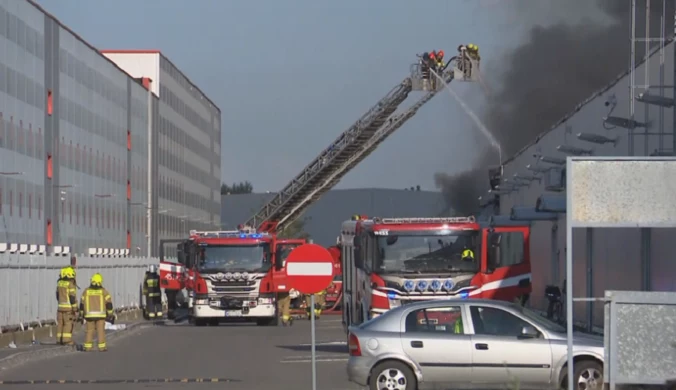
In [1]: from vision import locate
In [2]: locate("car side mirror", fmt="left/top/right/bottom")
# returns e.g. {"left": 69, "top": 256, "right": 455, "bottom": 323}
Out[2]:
{"left": 519, "top": 325, "right": 538, "bottom": 339}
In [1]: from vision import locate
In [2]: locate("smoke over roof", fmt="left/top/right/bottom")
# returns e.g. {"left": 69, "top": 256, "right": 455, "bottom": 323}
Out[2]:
{"left": 435, "top": 0, "right": 675, "bottom": 216}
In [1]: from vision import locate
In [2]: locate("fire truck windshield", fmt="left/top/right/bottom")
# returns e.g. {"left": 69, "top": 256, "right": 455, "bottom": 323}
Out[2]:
{"left": 197, "top": 243, "right": 272, "bottom": 273}
{"left": 276, "top": 244, "right": 300, "bottom": 267}
{"left": 375, "top": 230, "right": 479, "bottom": 274}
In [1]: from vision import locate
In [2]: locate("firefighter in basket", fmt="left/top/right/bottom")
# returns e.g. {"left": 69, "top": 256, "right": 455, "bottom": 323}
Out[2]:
{"left": 56, "top": 266, "right": 78, "bottom": 345}
{"left": 304, "top": 289, "right": 327, "bottom": 320}
{"left": 142, "top": 265, "right": 163, "bottom": 319}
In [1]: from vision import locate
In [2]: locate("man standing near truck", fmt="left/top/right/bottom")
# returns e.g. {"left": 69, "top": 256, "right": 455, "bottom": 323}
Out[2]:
{"left": 143, "top": 265, "right": 163, "bottom": 319}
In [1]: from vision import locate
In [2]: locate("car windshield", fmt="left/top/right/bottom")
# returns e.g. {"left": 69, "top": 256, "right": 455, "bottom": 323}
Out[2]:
{"left": 197, "top": 243, "right": 271, "bottom": 273}
{"left": 375, "top": 230, "right": 480, "bottom": 274}
{"left": 515, "top": 305, "right": 567, "bottom": 333}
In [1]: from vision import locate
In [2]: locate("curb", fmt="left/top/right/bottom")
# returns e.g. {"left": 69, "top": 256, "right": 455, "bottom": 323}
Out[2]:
{"left": 0, "top": 319, "right": 155, "bottom": 372}
{"left": 0, "top": 309, "right": 145, "bottom": 348}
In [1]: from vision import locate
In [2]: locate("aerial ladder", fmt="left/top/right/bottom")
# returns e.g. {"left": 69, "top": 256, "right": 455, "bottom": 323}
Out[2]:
{"left": 245, "top": 48, "right": 481, "bottom": 233}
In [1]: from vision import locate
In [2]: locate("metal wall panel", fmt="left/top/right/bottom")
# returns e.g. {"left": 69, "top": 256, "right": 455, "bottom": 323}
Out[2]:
{"left": 499, "top": 41, "right": 676, "bottom": 328}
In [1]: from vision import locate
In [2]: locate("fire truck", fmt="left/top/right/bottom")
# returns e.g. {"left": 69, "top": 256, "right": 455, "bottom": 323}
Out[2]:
{"left": 324, "top": 244, "right": 343, "bottom": 311}
{"left": 340, "top": 216, "right": 532, "bottom": 329}
{"left": 182, "top": 227, "right": 283, "bottom": 326}
{"left": 159, "top": 48, "right": 481, "bottom": 320}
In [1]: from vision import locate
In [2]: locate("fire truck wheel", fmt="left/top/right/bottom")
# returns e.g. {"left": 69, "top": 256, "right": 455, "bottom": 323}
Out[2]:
{"left": 193, "top": 318, "right": 207, "bottom": 327}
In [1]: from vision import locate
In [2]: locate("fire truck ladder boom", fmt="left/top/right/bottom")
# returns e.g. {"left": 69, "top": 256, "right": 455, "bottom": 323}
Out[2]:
{"left": 245, "top": 79, "right": 413, "bottom": 231}
{"left": 245, "top": 51, "right": 480, "bottom": 232}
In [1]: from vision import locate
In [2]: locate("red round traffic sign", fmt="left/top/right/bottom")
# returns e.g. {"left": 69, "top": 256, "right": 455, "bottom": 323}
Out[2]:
{"left": 284, "top": 243, "right": 335, "bottom": 295}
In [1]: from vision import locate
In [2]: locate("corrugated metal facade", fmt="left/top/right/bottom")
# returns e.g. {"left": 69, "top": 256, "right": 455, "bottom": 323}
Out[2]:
{"left": 497, "top": 40, "right": 676, "bottom": 327}
{"left": 0, "top": 0, "right": 221, "bottom": 257}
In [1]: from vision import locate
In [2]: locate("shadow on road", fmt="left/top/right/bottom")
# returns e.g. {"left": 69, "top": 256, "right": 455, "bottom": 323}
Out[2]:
{"left": 276, "top": 343, "right": 348, "bottom": 354}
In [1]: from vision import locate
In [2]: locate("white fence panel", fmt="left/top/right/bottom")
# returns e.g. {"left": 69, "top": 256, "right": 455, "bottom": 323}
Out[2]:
{"left": 0, "top": 253, "right": 158, "bottom": 330}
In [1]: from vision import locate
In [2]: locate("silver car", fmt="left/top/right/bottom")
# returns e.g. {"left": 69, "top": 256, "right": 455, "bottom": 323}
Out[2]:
{"left": 347, "top": 298, "right": 603, "bottom": 390}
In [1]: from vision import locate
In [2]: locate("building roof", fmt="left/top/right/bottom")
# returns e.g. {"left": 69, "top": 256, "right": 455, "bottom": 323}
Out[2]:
{"left": 502, "top": 38, "right": 675, "bottom": 166}
{"left": 99, "top": 49, "right": 221, "bottom": 114}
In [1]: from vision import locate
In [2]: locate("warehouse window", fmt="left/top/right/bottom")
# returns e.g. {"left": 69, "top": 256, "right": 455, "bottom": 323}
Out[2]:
{"left": 18, "top": 192, "right": 22, "bottom": 218}
{"left": 61, "top": 199, "right": 64, "bottom": 222}
{"left": 47, "top": 90, "right": 53, "bottom": 115}
{"left": 47, "top": 219, "right": 52, "bottom": 245}
{"left": 47, "top": 154, "right": 53, "bottom": 179}
{"left": 9, "top": 190, "right": 13, "bottom": 216}
{"left": 127, "top": 130, "right": 131, "bottom": 150}
{"left": 28, "top": 194, "right": 32, "bottom": 219}
{"left": 69, "top": 200, "right": 72, "bottom": 224}
{"left": 38, "top": 196, "right": 41, "bottom": 220}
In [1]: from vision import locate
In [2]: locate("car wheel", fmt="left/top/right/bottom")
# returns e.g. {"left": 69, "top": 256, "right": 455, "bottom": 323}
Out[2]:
{"left": 561, "top": 360, "right": 603, "bottom": 390}
{"left": 369, "top": 361, "right": 416, "bottom": 390}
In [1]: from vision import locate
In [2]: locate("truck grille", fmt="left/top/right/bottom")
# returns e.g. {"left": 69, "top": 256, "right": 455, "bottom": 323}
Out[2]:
{"left": 207, "top": 280, "right": 258, "bottom": 298}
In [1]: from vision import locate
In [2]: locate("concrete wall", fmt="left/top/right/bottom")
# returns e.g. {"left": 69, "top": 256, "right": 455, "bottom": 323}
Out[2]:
{"left": 498, "top": 40, "right": 676, "bottom": 328}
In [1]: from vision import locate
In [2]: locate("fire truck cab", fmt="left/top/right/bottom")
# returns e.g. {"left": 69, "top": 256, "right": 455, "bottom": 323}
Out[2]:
{"left": 184, "top": 228, "right": 280, "bottom": 326}
{"left": 340, "top": 216, "right": 532, "bottom": 331}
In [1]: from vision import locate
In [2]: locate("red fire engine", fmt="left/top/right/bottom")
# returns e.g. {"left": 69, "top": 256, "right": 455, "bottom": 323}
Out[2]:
{"left": 324, "top": 244, "right": 343, "bottom": 311}
{"left": 340, "top": 216, "right": 532, "bottom": 329}
{"left": 158, "top": 49, "right": 481, "bottom": 321}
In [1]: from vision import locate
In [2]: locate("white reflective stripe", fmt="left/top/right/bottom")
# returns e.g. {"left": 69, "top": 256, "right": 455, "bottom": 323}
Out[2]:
{"left": 286, "top": 262, "right": 333, "bottom": 276}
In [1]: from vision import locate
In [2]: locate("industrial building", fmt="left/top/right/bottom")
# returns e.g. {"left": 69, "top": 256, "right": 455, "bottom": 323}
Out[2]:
{"left": 0, "top": 0, "right": 221, "bottom": 257}
{"left": 488, "top": 34, "right": 676, "bottom": 329}
{"left": 221, "top": 188, "right": 448, "bottom": 247}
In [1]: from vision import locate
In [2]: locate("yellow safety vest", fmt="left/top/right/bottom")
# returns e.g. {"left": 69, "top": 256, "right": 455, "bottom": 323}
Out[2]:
{"left": 81, "top": 287, "right": 113, "bottom": 319}
{"left": 57, "top": 279, "right": 77, "bottom": 312}
{"left": 462, "top": 249, "right": 475, "bottom": 260}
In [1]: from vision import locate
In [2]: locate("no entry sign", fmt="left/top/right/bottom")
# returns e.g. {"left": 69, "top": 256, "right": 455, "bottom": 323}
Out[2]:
{"left": 284, "top": 243, "right": 334, "bottom": 295}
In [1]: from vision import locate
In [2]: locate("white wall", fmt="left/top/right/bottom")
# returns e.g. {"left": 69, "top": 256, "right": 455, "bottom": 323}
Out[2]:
{"left": 102, "top": 52, "right": 160, "bottom": 97}
{"left": 498, "top": 42, "right": 676, "bottom": 327}
{"left": 0, "top": 253, "right": 158, "bottom": 329}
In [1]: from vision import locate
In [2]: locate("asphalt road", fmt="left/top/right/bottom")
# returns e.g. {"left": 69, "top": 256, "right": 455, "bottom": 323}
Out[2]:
{"left": 0, "top": 315, "right": 361, "bottom": 390}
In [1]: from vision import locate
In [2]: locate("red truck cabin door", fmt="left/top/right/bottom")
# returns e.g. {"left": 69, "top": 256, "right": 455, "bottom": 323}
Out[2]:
{"left": 478, "top": 226, "right": 531, "bottom": 303}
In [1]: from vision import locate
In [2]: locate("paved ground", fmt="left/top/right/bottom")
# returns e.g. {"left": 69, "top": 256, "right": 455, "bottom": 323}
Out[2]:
{"left": 0, "top": 320, "right": 140, "bottom": 361}
{"left": 0, "top": 315, "right": 360, "bottom": 390}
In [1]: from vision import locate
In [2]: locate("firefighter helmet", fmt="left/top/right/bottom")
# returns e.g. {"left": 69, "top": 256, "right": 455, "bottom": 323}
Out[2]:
{"left": 91, "top": 273, "right": 103, "bottom": 286}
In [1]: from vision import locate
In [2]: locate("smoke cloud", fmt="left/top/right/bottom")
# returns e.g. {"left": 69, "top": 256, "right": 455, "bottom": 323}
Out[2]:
{"left": 435, "top": 0, "right": 675, "bottom": 215}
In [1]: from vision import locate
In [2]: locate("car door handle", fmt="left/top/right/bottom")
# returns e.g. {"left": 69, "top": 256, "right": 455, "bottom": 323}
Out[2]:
{"left": 410, "top": 340, "right": 423, "bottom": 348}
{"left": 475, "top": 343, "right": 488, "bottom": 350}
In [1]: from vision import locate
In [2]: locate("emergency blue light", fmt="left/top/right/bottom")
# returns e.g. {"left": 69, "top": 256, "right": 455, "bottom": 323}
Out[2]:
{"left": 430, "top": 280, "right": 442, "bottom": 291}
{"left": 459, "top": 292, "right": 469, "bottom": 299}
{"left": 239, "top": 234, "right": 247, "bottom": 238}
{"left": 416, "top": 280, "right": 429, "bottom": 291}
{"left": 387, "top": 292, "right": 397, "bottom": 300}
{"left": 403, "top": 280, "right": 415, "bottom": 291}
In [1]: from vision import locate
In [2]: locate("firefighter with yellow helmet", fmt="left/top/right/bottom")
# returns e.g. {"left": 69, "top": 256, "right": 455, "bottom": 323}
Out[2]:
{"left": 56, "top": 266, "right": 78, "bottom": 345}
{"left": 80, "top": 273, "right": 114, "bottom": 352}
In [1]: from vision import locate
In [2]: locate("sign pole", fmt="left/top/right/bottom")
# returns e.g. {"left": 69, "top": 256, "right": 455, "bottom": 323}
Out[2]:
{"left": 310, "top": 294, "right": 317, "bottom": 390}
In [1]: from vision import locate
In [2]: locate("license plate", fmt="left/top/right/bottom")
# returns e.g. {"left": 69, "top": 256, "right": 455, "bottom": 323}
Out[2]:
{"left": 224, "top": 310, "right": 242, "bottom": 317}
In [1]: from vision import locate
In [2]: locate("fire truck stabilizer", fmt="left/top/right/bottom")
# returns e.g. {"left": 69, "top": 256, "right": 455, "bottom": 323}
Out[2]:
{"left": 243, "top": 49, "right": 481, "bottom": 234}
{"left": 340, "top": 216, "right": 532, "bottom": 331}
{"left": 186, "top": 229, "right": 280, "bottom": 327}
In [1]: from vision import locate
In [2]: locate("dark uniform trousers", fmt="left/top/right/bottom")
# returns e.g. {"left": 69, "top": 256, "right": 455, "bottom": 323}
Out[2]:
{"left": 56, "top": 278, "right": 78, "bottom": 345}
{"left": 81, "top": 287, "right": 113, "bottom": 351}
{"left": 143, "top": 273, "right": 163, "bottom": 318}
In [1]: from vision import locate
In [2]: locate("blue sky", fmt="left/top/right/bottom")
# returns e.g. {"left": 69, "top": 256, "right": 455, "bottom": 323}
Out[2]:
{"left": 35, "top": 0, "right": 600, "bottom": 192}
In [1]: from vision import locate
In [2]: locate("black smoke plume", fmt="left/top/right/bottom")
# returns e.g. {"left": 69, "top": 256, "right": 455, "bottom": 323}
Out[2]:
{"left": 435, "top": 0, "right": 674, "bottom": 215}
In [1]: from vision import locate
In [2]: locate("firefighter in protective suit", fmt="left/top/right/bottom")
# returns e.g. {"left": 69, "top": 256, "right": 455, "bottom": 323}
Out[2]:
{"left": 305, "top": 289, "right": 327, "bottom": 320}
{"left": 80, "top": 273, "right": 114, "bottom": 352}
{"left": 56, "top": 266, "right": 78, "bottom": 345}
{"left": 277, "top": 291, "right": 293, "bottom": 326}
{"left": 142, "top": 265, "right": 162, "bottom": 319}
